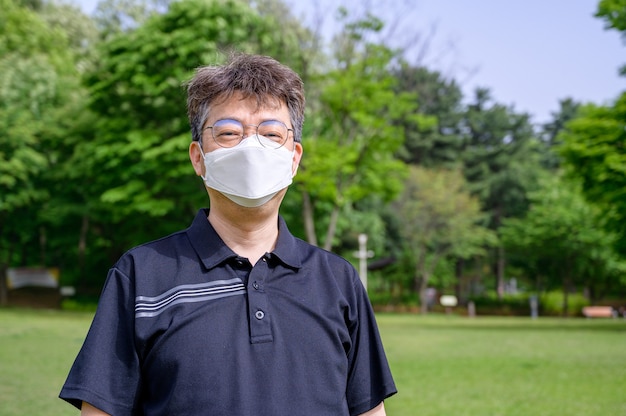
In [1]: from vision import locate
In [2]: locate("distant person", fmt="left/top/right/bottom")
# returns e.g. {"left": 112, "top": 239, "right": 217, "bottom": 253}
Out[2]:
{"left": 60, "top": 52, "right": 396, "bottom": 415}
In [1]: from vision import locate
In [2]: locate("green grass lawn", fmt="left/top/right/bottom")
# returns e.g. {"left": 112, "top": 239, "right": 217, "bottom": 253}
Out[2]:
{"left": 1, "top": 309, "right": 624, "bottom": 415}
{"left": 381, "top": 314, "right": 626, "bottom": 416}
{"left": 0, "top": 309, "right": 89, "bottom": 415}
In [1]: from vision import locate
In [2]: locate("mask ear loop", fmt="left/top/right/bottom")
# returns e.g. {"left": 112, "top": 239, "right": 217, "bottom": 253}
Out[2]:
{"left": 198, "top": 140, "right": 205, "bottom": 155}
{"left": 196, "top": 140, "right": 210, "bottom": 182}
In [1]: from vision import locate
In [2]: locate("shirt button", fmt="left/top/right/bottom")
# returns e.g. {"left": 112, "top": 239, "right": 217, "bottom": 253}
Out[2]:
{"left": 252, "top": 281, "right": 260, "bottom": 290}
{"left": 255, "top": 310, "right": 265, "bottom": 320}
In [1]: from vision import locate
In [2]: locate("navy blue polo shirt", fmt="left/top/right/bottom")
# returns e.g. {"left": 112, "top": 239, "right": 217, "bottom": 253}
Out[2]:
{"left": 60, "top": 209, "right": 396, "bottom": 415}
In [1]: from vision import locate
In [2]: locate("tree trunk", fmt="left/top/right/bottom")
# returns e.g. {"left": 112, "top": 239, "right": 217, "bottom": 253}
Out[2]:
{"left": 496, "top": 246, "right": 505, "bottom": 299}
{"left": 322, "top": 204, "right": 340, "bottom": 252}
{"left": 455, "top": 258, "right": 464, "bottom": 301}
{"left": 302, "top": 191, "right": 318, "bottom": 246}
{"left": 473, "top": 257, "right": 483, "bottom": 297}
{"left": 0, "top": 224, "right": 12, "bottom": 306}
{"left": 562, "top": 287, "right": 569, "bottom": 317}
{"left": 39, "top": 226, "right": 47, "bottom": 266}
{"left": 415, "top": 248, "right": 430, "bottom": 314}
{"left": 419, "top": 274, "right": 430, "bottom": 314}
{"left": 561, "top": 260, "right": 574, "bottom": 316}
{"left": 0, "top": 264, "right": 7, "bottom": 306}
{"left": 77, "top": 214, "right": 89, "bottom": 289}
{"left": 493, "top": 205, "right": 505, "bottom": 300}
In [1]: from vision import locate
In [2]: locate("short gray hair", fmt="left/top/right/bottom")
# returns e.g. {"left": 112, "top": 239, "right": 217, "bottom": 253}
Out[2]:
{"left": 186, "top": 53, "right": 305, "bottom": 143}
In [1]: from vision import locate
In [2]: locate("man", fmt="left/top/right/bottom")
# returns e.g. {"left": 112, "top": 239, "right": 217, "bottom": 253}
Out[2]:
{"left": 60, "top": 53, "right": 396, "bottom": 415}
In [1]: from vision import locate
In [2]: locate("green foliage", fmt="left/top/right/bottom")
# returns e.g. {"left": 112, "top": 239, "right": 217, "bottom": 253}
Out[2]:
{"left": 0, "top": 0, "right": 89, "bottom": 289}
{"left": 93, "top": 0, "right": 164, "bottom": 38}
{"left": 500, "top": 174, "right": 626, "bottom": 308}
{"left": 0, "top": 0, "right": 79, "bottom": 213}
{"left": 459, "top": 88, "right": 546, "bottom": 297}
{"left": 558, "top": 94, "right": 626, "bottom": 255}
{"left": 367, "top": 285, "right": 418, "bottom": 308}
{"left": 301, "top": 44, "right": 413, "bottom": 203}
{"left": 83, "top": 0, "right": 309, "bottom": 229}
{"left": 298, "top": 11, "right": 418, "bottom": 249}
{"left": 0, "top": 0, "right": 318, "bottom": 292}
{"left": 393, "top": 63, "right": 463, "bottom": 167}
{"left": 394, "top": 166, "right": 497, "bottom": 311}
{"left": 39, "top": 1, "right": 99, "bottom": 66}
{"left": 396, "top": 166, "right": 496, "bottom": 258}
{"left": 468, "top": 290, "right": 589, "bottom": 317}
{"left": 61, "top": 297, "right": 99, "bottom": 312}
{"left": 1, "top": 0, "right": 624, "bottom": 306}
{"left": 596, "top": 0, "right": 626, "bottom": 74}
{"left": 0, "top": 0, "right": 70, "bottom": 58}
{"left": 462, "top": 88, "right": 543, "bottom": 225}
{"left": 597, "top": 0, "right": 626, "bottom": 30}
{"left": 48, "top": 0, "right": 314, "bottom": 272}
{"left": 469, "top": 292, "right": 533, "bottom": 316}
{"left": 539, "top": 291, "right": 589, "bottom": 316}
{"left": 539, "top": 98, "right": 581, "bottom": 170}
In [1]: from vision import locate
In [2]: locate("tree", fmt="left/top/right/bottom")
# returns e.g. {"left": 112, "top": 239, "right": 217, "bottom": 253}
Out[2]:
{"left": 0, "top": 0, "right": 88, "bottom": 302}
{"left": 58, "top": 0, "right": 315, "bottom": 283}
{"left": 394, "top": 166, "right": 496, "bottom": 313}
{"left": 558, "top": 94, "right": 626, "bottom": 255}
{"left": 296, "top": 10, "right": 421, "bottom": 251}
{"left": 460, "top": 88, "right": 543, "bottom": 298}
{"left": 596, "top": 0, "right": 626, "bottom": 74}
{"left": 392, "top": 63, "right": 462, "bottom": 168}
{"left": 93, "top": 0, "right": 166, "bottom": 38}
{"left": 500, "top": 174, "right": 626, "bottom": 314}
{"left": 539, "top": 98, "right": 580, "bottom": 170}
{"left": 39, "top": 1, "right": 99, "bottom": 66}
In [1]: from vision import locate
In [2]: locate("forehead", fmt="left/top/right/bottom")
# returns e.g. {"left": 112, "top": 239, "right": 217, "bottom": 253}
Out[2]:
{"left": 208, "top": 92, "right": 288, "bottom": 122}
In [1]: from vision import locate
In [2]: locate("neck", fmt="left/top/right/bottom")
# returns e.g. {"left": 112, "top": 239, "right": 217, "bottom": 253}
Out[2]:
{"left": 207, "top": 192, "right": 282, "bottom": 265}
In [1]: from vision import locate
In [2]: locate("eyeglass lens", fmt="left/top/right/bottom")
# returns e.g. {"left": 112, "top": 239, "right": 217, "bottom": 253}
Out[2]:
{"left": 210, "top": 119, "right": 289, "bottom": 148}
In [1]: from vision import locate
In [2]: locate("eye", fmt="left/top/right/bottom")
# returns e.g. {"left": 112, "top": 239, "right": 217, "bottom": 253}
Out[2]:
{"left": 212, "top": 120, "right": 243, "bottom": 138}
{"left": 258, "top": 121, "right": 288, "bottom": 141}
{"left": 216, "top": 129, "right": 241, "bottom": 137}
{"left": 260, "top": 129, "right": 282, "bottom": 138}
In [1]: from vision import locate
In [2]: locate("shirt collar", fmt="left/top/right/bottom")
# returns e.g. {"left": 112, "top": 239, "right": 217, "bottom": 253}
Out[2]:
{"left": 186, "top": 209, "right": 237, "bottom": 270}
{"left": 272, "top": 216, "right": 302, "bottom": 269}
{"left": 186, "top": 209, "right": 302, "bottom": 270}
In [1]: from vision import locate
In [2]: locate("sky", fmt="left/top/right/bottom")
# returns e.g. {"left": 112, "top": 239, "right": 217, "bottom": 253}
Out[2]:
{"left": 397, "top": 0, "right": 625, "bottom": 124}
{"left": 74, "top": 0, "right": 625, "bottom": 125}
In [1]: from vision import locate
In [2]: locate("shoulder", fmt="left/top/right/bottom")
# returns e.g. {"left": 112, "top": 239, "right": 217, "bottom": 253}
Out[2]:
{"left": 297, "top": 238, "right": 354, "bottom": 266}
{"left": 109, "top": 228, "right": 196, "bottom": 287}
{"left": 116, "top": 229, "right": 190, "bottom": 266}
{"left": 291, "top": 237, "right": 362, "bottom": 289}
{"left": 115, "top": 208, "right": 214, "bottom": 271}
{"left": 275, "top": 217, "right": 359, "bottom": 284}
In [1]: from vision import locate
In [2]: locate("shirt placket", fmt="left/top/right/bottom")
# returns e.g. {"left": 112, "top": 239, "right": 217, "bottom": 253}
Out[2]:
{"left": 247, "top": 255, "right": 273, "bottom": 344}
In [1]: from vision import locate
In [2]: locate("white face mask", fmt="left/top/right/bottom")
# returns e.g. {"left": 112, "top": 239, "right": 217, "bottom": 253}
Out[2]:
{"left": 199, "top": 136, "right": 296, "bottom": 207}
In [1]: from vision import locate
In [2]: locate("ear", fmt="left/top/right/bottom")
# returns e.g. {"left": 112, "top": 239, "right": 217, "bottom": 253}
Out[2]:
{"left": 189, "top": 141, "right": 204, "bottom": 177}
{"left": 291, "top": 142, "right": 303, "bottom": 176}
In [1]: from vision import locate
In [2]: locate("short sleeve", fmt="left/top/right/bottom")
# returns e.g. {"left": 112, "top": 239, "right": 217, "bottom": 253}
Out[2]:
{"left": 345, "top": 273, "right": 397, "bottom": 415}
{"left": 59, "top": 266, "right": 141, "bottom": 415}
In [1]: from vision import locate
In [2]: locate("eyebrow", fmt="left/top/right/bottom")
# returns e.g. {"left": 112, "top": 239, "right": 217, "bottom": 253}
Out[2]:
{"left": 213, "top": 118, "right": 290, "bottom": 126}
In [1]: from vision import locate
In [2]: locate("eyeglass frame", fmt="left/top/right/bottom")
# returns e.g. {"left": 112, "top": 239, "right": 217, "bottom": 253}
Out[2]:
{"left": 201, "top": 118, "right": 294, "bottom": 149}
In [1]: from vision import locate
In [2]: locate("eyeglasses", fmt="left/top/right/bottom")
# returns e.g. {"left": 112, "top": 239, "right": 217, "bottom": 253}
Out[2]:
{"left": 203, "top": 119, "right": 293, "bottom": 149}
